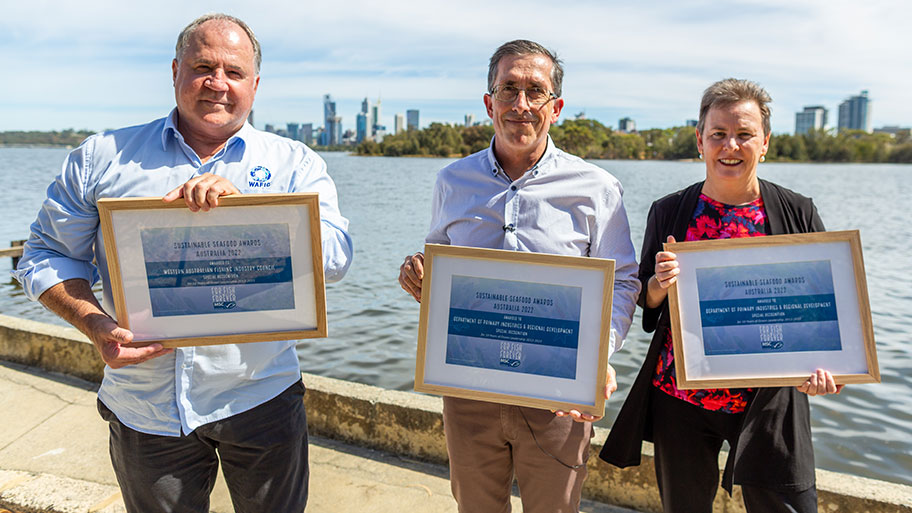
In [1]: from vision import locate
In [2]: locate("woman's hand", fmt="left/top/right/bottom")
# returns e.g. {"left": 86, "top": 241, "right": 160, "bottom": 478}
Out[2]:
{"left": 645, "top": 235, "right": 679, "bottom": 308}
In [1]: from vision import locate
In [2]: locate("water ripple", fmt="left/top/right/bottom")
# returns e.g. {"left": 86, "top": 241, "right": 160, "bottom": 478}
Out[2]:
{"left": 3, "top": 151, "right": 911, "bottom": 486}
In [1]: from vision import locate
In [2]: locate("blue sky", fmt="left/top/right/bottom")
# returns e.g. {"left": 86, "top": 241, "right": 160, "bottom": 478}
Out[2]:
{"left": 2, "top": 0, "right": 909, "bottom": 134}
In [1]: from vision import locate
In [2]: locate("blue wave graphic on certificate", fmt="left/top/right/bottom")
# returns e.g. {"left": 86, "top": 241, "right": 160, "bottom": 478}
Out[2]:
{"left": 445, "top": 275, "right": 582, "bottom": 379}
{"left": 139, "top": 224, "right": 294, "bottom": 317}
{"left": 695, "top": 260, "right": 841, "bottom": 355}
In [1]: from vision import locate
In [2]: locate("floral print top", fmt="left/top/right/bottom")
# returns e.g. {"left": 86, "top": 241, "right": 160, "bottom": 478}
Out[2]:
{"left": 651, "top": 193, "right": 767, "bottom": 413}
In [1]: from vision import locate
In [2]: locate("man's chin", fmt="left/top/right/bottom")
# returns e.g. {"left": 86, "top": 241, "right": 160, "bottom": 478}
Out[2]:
{"left": 180, "top": 113, "right": 243, "bottom": 137}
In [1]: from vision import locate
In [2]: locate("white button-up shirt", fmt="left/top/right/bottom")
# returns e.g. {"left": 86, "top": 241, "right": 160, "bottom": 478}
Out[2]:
{"left": 426, "top": 137, "right": 640, "bottom": 354}
{"left": 13, "top": 110, "right": 353, "bottom": 435}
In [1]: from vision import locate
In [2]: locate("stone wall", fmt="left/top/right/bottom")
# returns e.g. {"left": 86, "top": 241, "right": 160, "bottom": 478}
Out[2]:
{"left": 1, "top": 314, "right": 909, "bottom": 512}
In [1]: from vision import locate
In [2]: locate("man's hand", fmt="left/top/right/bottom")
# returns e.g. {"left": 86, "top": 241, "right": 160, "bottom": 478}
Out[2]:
{"left": 398, "top": 252, "right": 425, "bottom": 302}
{"left": 797, "top": 368, "right": 845, "bottom": 396}
{"left": 39, "top": 279, "right": 172, "bottom": 369}
{"left": 84, "top": 313, "right": 172, "bottom": 368}
{"left": 554, "top": 363, "right": 618, "bottom": 423}
{"left": 163, "top": 173, "right": 240, "bottom": 212}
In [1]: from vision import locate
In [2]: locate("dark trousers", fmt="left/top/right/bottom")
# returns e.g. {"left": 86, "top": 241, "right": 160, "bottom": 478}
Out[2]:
{"left": 98, "top": 380, "right": 309, "bottom": 513}
{"left": 650, "top": 387, "right": 817, "bottom": 513}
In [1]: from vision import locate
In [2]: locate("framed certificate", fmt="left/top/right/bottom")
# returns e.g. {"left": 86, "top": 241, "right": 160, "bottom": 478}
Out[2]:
{"left": 415, "top": 244, "right": 615, "bottom": 416}
{"left": 666, "top": 230, "right": 879, "bottom": 389}
{"left": 98, "top": 193, "right": 326, "bottom": 347}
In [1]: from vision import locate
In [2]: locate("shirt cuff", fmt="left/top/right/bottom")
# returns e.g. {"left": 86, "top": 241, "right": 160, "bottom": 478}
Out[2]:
{"left": 12, "top": 257, "right": 98, "bottom": 302}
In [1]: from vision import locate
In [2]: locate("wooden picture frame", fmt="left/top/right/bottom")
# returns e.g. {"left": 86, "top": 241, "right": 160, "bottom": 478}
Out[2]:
{"left": 98, "top": 193, "right": 326, "bottom": 347}
{"left": 415, "top": 243, "right": 615, "bottom": 416}
{"left": 666, "top": 230, "right": 879, "bottom": 389}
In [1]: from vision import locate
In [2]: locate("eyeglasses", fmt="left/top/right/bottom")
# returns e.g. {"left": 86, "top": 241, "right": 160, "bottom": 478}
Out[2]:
{"left": 489, "top": 85, "right": 557, "bottom": 106}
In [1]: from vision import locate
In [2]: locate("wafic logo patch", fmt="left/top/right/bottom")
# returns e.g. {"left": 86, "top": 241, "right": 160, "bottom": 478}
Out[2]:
{"left": 248, "top": 166, "right": 272, "bottom": 188}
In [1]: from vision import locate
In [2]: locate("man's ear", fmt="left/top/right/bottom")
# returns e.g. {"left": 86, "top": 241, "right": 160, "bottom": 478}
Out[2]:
{"left": 550, "top": 98, "right": 564, "bottom": 125}
{"left": 484, "top": 93, "right": 495, "bottom": 119}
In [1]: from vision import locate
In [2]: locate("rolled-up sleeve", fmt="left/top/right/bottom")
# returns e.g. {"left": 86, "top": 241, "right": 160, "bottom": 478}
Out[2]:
{"left": 591, "top": 179, "right": 641, "bottom": 356}
{"left": 12, "top": 139, "right": 101, "bottom": 301}
{"left": 292, "top": 152, "right": 353, "bottom": 283}
{"left": 424, "top": 171, "right": 451, "bottom": 245}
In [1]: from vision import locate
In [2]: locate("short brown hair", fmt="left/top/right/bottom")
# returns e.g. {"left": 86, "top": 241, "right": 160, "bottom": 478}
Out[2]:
{"left": 176, "top": 13, "right": 261, "bottom": 73}
{"left": 487, "top": 40, "right": 563, "bottom": 97}
{"left": 697, "top": 78, "right": 772, "bottom": 136}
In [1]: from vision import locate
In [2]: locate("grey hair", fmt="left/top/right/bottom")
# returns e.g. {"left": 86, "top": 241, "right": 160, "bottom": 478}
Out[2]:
{"left": 175, "top": 13, "right": 262, "bottom": 73}
{"left": 697, "top": 78, "right": 772, "bottom": 136}
{"left": 487, "top": 40, "right": 564, "bottom": 97}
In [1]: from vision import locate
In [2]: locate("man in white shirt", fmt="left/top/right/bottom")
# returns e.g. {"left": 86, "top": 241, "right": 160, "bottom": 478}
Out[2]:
{"left": 14, "top": 13, "right": 352, "bottom": 513}
{"left": 398, "top": 40, "right": 640, "bottom": 512}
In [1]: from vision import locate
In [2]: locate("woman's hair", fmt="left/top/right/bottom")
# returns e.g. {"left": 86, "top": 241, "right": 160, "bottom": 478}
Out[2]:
{"left": 697, "top": 78, "right": 771, "bottom": 136}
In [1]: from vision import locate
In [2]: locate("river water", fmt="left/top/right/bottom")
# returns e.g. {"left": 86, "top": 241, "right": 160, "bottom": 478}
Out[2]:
{"left": 2, "top": 147, "right": 910, "bottom": 487}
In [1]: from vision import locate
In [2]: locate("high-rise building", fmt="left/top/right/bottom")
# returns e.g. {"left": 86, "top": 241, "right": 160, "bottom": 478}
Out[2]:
{"left": 407, "top": 109, "right": 419, "bottom": 131}
{"left": 685, "top": 119, "right": 698, "bottom": 127}
{"left": 371, "top": 99, "right": 382, "bottom": 137}
{"left": 361, "top": 97, "right": 376, "bottom": 133}
{"left": 394, "top": 113, "right": 405, "bottom": 135}
{"left": 286, "top": 123, "right": 300, "bottom": 141}
{"left": 331, "top": 116, "right": 343, "bottom": 146}
{"left": 795, "top": 106, "right": 828, "bottom": 135}
{"left": 465, "top": 113, "right": 476, "bottom": 127}
{"left": 301, "top": 123, "right": 313, "bottom": 145}
{"left": 838, "top": 91, "right": 871, "bottom": 133}
{"left": 618, "top": 117, "right": 636, "bottom": 133}
{"left": 323, "top": 94, "right": 340, "bottom": 144}
{"left": 356, "top": 112, "right": 369, "bottom": 143}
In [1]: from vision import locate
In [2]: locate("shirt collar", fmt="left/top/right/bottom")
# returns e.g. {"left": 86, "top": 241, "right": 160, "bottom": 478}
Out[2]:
{"left": 486, "top": 135, "right": 557, "bottom": 179}
{"left": 160, "top": 107, "right": 252, "bottom": 155}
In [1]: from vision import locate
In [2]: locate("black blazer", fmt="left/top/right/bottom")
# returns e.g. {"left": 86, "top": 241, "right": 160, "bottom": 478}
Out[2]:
{"left": 599, "top": 179, "right": 825, "bottom": 492}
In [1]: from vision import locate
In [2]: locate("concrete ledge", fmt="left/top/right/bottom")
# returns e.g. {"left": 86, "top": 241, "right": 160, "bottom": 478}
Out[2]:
{"left": 0, "top": 315, "right": 102, "bottom": 383}
{"left": 0, "top": 470, "right": 124, "bottom": 513}
{"left": 2, "top": 315, "right": 910, "bottom": 512}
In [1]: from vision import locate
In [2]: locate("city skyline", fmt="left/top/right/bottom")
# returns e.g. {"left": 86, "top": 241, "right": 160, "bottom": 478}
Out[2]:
{"left": 2, "top": 1, "right": 910, "bottom": 134}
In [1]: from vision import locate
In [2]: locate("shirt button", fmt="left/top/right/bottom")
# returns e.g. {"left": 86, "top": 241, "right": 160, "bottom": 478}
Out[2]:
{"left": 510, "top": 185, "right": 517, "bottom": 191}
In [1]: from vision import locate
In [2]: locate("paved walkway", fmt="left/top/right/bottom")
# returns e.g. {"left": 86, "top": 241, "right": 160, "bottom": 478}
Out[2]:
{"left": 0, "top": 361, "right": 638, "bottom": 513}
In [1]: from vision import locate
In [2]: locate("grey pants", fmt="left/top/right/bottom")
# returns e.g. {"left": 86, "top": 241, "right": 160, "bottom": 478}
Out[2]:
{"left": 97, "top": 380, "right": 309, "bottom": 513}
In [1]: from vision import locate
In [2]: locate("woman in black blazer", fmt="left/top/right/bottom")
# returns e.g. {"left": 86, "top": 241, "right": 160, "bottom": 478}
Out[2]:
{"left": 600, "top": 79, "right": 842, "bottom": 513}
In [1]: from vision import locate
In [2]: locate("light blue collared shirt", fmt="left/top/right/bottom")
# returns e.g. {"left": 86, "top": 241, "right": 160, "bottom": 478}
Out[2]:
{"left": 13, "top": 109, "right": 353, "bottom": 435}
{"left": 426, "top": 137, "right": 640, "bottom": 354}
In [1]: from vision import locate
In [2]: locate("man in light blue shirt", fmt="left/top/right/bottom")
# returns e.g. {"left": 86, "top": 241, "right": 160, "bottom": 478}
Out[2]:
{"left": 14, "top": 13, "right": 351, "bottom": 513}
{"left": 398, "top": 40, "right": 640, "bottom": 512}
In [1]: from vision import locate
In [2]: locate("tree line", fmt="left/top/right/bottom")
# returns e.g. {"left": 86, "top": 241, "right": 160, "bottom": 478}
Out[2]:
{"left": 0, "top": 129, "right": 95, "bottom": 147}
{"left": 5, "top": 124, "right": 911, "bottom": 163}
{"left": 355, "top": 119, "right": 912, "bottom": 163}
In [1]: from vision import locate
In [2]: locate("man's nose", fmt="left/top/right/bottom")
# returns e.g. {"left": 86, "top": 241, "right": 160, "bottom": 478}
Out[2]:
{"left": 511, "top": 90, "right": 532, "bottom": 111}
{"left": 204, "top": 70, "right": 229, "bottom": 92}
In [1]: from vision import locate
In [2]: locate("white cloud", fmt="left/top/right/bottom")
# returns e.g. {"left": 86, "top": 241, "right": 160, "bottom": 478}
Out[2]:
{"left": 1, "top": 0, "right": 909, "bottom": 131}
